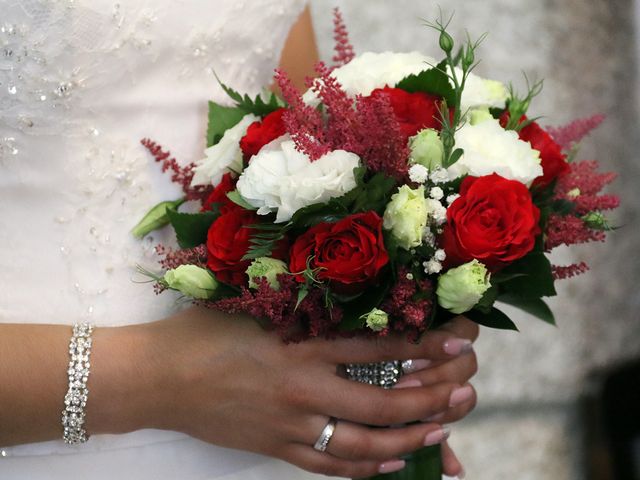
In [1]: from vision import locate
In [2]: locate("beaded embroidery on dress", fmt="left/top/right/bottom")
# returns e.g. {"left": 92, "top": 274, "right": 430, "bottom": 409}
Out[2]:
{"left": 0, "top": 1, "right": 326, "bottom": 478}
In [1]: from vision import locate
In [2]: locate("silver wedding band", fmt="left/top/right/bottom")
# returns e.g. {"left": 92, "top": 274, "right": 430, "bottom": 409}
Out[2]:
{"left": 313, "top": 417, "right": 337, "bottom": 452}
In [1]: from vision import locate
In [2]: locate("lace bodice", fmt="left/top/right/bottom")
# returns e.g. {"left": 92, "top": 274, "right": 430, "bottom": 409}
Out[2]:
{"left": 0, "top": 0, "right": 306, "bottom": 328}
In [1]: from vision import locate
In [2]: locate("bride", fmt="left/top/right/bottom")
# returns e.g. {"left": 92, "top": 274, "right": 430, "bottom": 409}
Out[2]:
{"left": 0, "top": 1, "right": 478, "bottom": 478}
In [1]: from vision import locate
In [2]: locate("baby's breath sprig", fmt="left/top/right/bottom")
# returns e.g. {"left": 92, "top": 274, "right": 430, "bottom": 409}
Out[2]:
{"left": 424, "top": 11, "right": 487, "bottom": 168}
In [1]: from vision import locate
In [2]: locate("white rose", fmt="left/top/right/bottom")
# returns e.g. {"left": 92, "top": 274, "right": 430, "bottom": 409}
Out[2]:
{"left": 304, "top": 51, "right": 437, "bottom": 102}
{"left": 237, "top": 140, "right": 360, "bottom": 223}
{"left": 449, "top": 119, "right": 542, "bottom": 185}
{"left": 190, "top": 113, "right": 258, "bottom": 187}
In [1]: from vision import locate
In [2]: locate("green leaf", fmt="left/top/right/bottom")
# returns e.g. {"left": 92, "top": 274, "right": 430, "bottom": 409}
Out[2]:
{"left": 295, "top": 286, "right": 309, "bottom": 311}
{"left": 226, "top": 190, "right": 258, "bottom": 210}
{"left": 500, "top": 252, "right": 557, "bottom": 299}
{"left": 131, "top": 198, "right": 185, "bottom": 238}
{"left": 466, "top": 307, "right": 519, "bottom": 331}
{"left": 498, "top": 294, "right": 556, "bottom": 325}
{"left": 243, "top": 223, "right": 289, "bottom": 261}
{"left": 444, "top": 147, "right": 464, "bottom": 168}
{"left": 217, "top": 76, "right": 283, "bottom": 116}
{"left": 396, "top": 60, "right": 456, "bottom": 107}
{"left": 351, "top": 173, "right": 397, "bottom": 214}
{"left": 166, "top": 208, "right": 219, "bottom": 249}
{"left": 475, "top": 285, "right": 498, "bottom": 314}
{"left": 206, "top": 101, "right": 246, "bottom": 147}
{"left": 551, "top": 199, "right": 576, "bottom": 215}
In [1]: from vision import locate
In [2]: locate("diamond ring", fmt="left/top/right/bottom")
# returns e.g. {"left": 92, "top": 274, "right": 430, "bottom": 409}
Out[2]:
{"left": 313, "top": 417, "right": 337, "bottom": 452}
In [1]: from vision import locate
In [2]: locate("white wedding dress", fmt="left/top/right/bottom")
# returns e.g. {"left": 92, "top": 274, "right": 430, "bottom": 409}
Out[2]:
{"left": 0, "top": 1, "right": 332, "bottom": 478}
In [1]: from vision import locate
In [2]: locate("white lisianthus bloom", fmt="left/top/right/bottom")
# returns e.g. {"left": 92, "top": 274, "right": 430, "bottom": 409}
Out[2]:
{"left": 190, "top": 113, "right": 258, "bottom": 187}
{"left": 237, "top": 140, "right": 360, "bottom": 223}
{"left": 457, "top": 69, "right": 509, "bottom": 112}
{"left": 449, "top": 119, "right": 543, "bottom": 185}
{"left": 304, "top": 51, "right": 437, "bottom": 103}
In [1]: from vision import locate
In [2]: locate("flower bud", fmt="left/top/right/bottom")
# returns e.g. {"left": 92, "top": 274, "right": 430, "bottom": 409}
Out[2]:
{"left": 383, "top": 185, "right": 429, "bottom": 250}
{"left": 246, "top": 257, "right": 288, "bottom": 290}
{"left": 436, "top": 260, "right": 491, "bottom": 314}
{"left": 409, "top": 128, "right": 444, "bottom": 171}
{"left": 462, "top": 46, "right": 475, "bottom": 70}
{"left": 439, "top": 31, "right": 454, "bottom": 53}
{"left": 361, "top": 308, "right": 389, "bottom": 332}
{"left": 582, "top": 212, "right": 610, "bottom": 231}
{"left": 164, "top": 265, "right": 218, "bottom": 300}
{"left": 131, "top": 198, "right": 184, "bottom": 239}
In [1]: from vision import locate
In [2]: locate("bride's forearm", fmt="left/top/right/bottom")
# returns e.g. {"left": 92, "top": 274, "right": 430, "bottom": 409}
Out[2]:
{"left": 0, "top": 322, "right": 174, "bottom": 447}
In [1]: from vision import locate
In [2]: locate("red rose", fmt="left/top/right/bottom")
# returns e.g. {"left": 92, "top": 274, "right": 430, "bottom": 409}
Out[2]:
{"left": 201, "top": 172, "right": 238, "bottom": 214}
{"left": 367, "top": 87, "right": 442, "bottom": 138}
{"left": 289, "top": 212, "right": 389, "bottom": 292}
{"left": 206, "top": 209, "right": 258, "bottom": 286}
{"left": 239, "top": 108, "right": 287, "bottom": 161}
{"left": 500, "top": 113, "right": 569, "bottom": 189}
{"left": 442, "top": 174, "right": 541, "bottom": 270}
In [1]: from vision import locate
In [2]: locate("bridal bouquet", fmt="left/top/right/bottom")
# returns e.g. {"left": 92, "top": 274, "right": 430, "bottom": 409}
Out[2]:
{"left": 134, "top": 9, "right": 619, "bottom": 480}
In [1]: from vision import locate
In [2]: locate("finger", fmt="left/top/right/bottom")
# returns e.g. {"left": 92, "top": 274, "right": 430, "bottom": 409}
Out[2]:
{"left": 441, "top": 440, "right": 465, "bottom": 478}
{"left": 283, "top": 443, "right": 405, "bottom": 478}
{"left": 302, "top": 417, "right": 449, "bottom": 461}
{"left": 325, "top": 330, "right": 474, "bottom": 365}
{"left": 395, "top": 350, "right": 478, "bottom": 388}
{"left": 436, "top": 316, "right": 480, "bottom": 342}
{"left": 317, "top": 379, "right": 474, "bottom": 426}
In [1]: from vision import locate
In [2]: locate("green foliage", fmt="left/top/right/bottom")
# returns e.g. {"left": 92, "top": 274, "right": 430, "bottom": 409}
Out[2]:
{"left": 242, "top": 222, "right": 290, "bottom": 261}
{"left": 217, "top": 75, "right": 283, "bottom": 116}
{"left": 475, "top": 284, "right": 498, "bottom": 314}
{"left": 499, "top": 252, "right": 557, "bottom": 299}
{"left": 166, "top": 208, "right": 219, "bottom": 249}
{"left": 226, "top": 190, "right": 258, "bottom": 210}
{"left": 396, "top": 59, "right": 456, "bottom": 107}
{"left": 339, "top": 279, "right": 391, "bottom": 331}
{"left": 466, "top": 307, "right": 519, "bottom": 331}
{"left": 498, "top": 294, "right": 556, "bottom": 325}
{"left": 504, "top": 76, "right": 544, "bottom": 131}
{"left": 206, "top": 102, "right": 246, "bottom": 147}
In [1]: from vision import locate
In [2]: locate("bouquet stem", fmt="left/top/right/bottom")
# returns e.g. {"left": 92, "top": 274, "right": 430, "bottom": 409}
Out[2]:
{"left": 362, "top": 445, "right": 442, "bottom": 480}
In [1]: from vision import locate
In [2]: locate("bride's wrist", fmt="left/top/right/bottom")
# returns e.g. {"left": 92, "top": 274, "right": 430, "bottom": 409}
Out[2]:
{"left": 85, "top": 322, "right": 180, "bottom": 436}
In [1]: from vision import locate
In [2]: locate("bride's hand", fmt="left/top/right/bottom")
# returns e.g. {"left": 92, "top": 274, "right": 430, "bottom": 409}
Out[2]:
{"left": 91, "top": 307, "right": 478, "bottom": 478}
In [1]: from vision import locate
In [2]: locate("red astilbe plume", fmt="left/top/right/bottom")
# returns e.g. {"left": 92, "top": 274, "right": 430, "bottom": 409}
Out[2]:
{"left": 208, "top": 275, "right": 344, "bottom": 342}
{"left": 545, "top": 214, "right": 606, "bottom": 250}
{"left": 381, "top": 268, "right": 433, "bottom": 342}
{"left": 552, "top": 262, "right": 590, "bottom": 280}
{"left": 554, "top": 160, "right": 619, "bottom": 215}
{"left": 156, "top": 244, "right": 208, "bottom": 270}
{"left": 546, "top": 114, "right": 605, "bottom": 151}
{"left": 332, "top": 7, "right": 355, "bottom": 67}
{"left": 140, "top": 138, "right": 212, "bottom": 203}
{"left": 274, "top": 68, "right": 329, "bottom": 160}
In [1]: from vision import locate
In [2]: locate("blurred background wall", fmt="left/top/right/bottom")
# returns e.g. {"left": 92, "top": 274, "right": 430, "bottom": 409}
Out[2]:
{"left": 309, "top": 1, "right": 640, "bottom": 478}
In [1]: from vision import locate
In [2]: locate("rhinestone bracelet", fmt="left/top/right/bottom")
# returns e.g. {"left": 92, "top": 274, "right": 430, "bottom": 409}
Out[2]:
{"left": 61, "top": 323, "right": 94, "bottom": 444}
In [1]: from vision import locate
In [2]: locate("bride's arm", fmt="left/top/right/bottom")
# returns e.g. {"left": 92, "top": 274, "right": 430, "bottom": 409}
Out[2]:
{"left": 0, "top": 309, "right": 477, "bottom": 478}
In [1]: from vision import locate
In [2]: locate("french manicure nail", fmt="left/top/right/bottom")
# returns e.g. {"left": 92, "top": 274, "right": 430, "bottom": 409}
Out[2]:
{"left": 401, "top": 358, "right": 432, "bottom": 373}
{"left": 378, "top": 459, "right": 406, "bottom": 474}
{"left": 443, "top": 338, "right": 473, "bottom": 356}
{"left": 449, "top": 385, "right": 474, "bottom": 407}
{"left": 393, "top": 379, "right": 422, "bottom": 389}
{"left": 423, "top": 412, "right": 446, "bottom": 422}
{"left": 424, "top": 427, "right": 451, "bottom": 446}
{"left": 457, "top": 467, "right": 466, "bottom": 479}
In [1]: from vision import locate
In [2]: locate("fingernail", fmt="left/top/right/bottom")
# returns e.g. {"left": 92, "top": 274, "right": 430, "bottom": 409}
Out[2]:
{"left": 449, "top": 385, "right": 474, "bottom": 407}
{"left": 424, "top": 427, "right": 451, "bottom": 446}
{"left": 423, "top": 412, "right": 446, "bottom": 422}
{"left": 457, "top": 467, "right": 467, "bottom": 479}
{"left": 443, "top": 338, "right": 473, "bottom": 356}
{"left": 401, "top": 358, "right": 432, "bottom": 373}
{"left": 378, "top": 459, "right": 406, "bottom": 474}
{"left": 393, "top": 378, "right": 422, "bottom": 389}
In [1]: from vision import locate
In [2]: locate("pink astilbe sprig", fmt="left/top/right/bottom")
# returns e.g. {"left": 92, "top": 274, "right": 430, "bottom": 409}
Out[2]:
{"left": 332, "top": 7, "right": 355, "bottom": 67}
{"left": 208, "top": 275, "right": 344, "bottom": 341}
{"left": 140, "top": 138, "right": 212, "bottom": 202}
{"left": 554, "top": 160, "right": 619, "bottom": 215}
{"left": 552, "top": 262, "right": 590, "bottom": 280}
{"left": 274, "top": 69, "right": 329, "bottom": 160}
{"left": 545, "top": 214, "right": 606, "bottom": 250}
{"left": 381, "top": 268, "right": 433, "bottom": 342}
{"left": 353, "top": 93, "right": 411, "bottom": 181}
{"left": 156, "top": 244, "right": 208, "bottom": 270}
{"left": 546, "top": 114, "right": 605, "bottom": 151}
